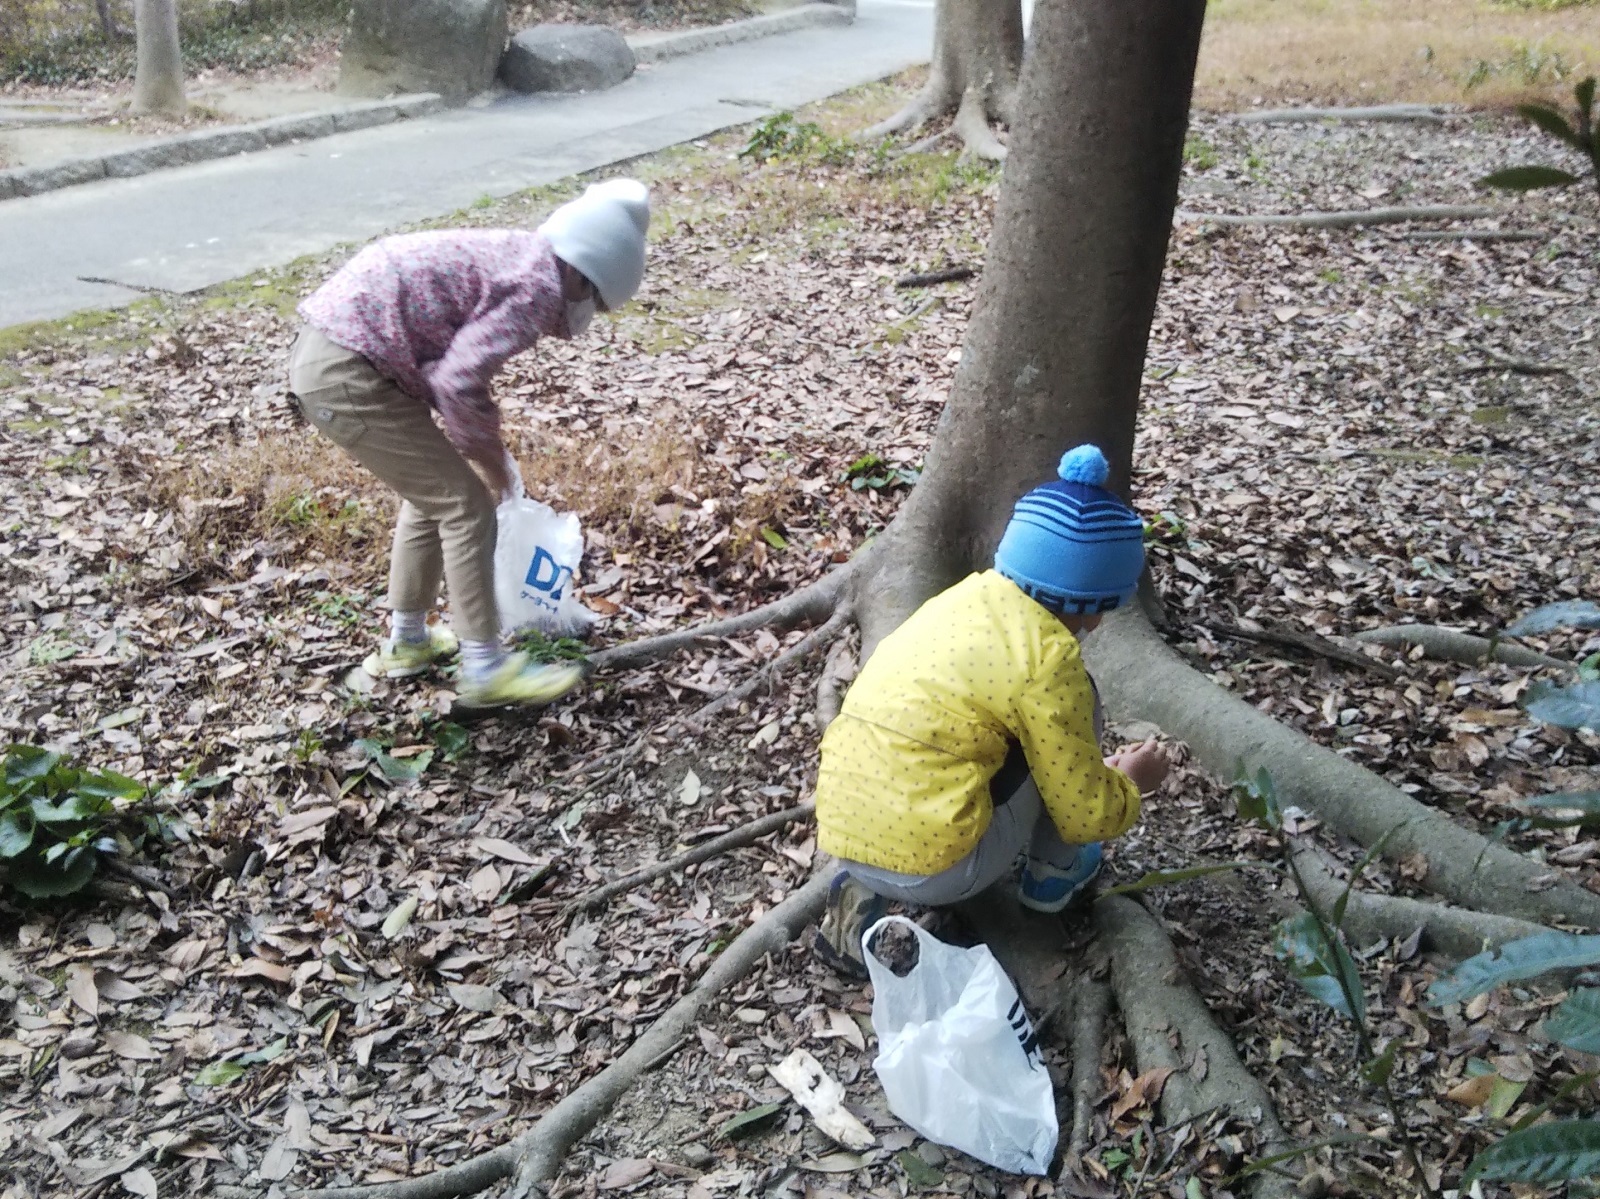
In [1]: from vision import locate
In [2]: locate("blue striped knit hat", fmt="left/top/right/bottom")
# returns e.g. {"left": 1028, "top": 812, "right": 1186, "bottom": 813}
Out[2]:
{"left": 994, "top": 445, "right": 1145, "bottom": 616}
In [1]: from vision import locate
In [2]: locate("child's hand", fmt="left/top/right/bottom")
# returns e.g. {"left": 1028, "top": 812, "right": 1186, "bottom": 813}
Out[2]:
{"left": 1107, "top": 738, "right": 1169, "bottom": 795}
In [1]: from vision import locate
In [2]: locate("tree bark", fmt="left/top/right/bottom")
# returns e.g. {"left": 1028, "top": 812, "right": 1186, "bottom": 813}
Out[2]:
{"left": 132, "top": 0, "right": 185, "bottom": 118}
{"left": 861, "top": 0, "right": 1024, "bottom": 159}
{"left": 855, "top": 0, "right": 1207, "bottom": 650}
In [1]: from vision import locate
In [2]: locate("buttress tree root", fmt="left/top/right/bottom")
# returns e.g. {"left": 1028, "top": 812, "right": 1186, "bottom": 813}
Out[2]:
{"left": 859, "top": 0, "right": 1022, "bottom": 160}
{"left": 1095, "top": 895, "right": 1297, "bottom": 1199}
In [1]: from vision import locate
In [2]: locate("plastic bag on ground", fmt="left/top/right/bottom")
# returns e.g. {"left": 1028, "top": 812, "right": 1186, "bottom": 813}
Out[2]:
{"left": 493, "top": 467, "right": 597, "bottom": 639}
{"left": 864, "top": 915, "right": 1058, "bottom": 1175}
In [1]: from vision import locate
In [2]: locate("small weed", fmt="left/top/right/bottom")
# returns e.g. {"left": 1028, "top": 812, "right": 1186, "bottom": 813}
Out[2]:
{"left": 309, "top": 591, "right": 367, "bottom": 628}
{"left": 1318, "top": 268, "right": 1343, "bottom": 284}
{"left": 28, "top": 634, "right": 77, "bottom": 665}
{"left": 1184, "top": 135, "right": 1220, "bottom": 171}
{"left": 841, "top": 452, "right": 919, "bottom": 492}
{"left": 741, "top": 112, "right": 855, "bottom": 166}
{"left": 1, "top": 745, "right": 145, "bottom": 899}
{"left": 472, "top": 194, "right": 495, "bottom": 210}
{"left": 512, "top": 629, "right": 590, "bottom": 664}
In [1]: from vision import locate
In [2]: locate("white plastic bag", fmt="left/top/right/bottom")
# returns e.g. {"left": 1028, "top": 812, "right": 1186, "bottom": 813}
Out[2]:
{"left": 493, "top": 470, "right": 597, "bottom": 639}
{"left": 864, "top": 916, "right": 1058, "bottom": 1175}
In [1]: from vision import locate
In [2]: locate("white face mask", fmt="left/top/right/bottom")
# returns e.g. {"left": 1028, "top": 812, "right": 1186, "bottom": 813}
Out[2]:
{"left": 566, "top": 296, "right": 596, "bottom": 337}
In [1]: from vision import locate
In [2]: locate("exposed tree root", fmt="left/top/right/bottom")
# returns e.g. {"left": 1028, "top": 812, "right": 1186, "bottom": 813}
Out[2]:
{"left": 1290, "top": 842, "right": 1545, "bottom": 960}
{"left": 1233, "top": 104, "right": 1448, "bottom": 124}
{"left": 588, "top": 562, "right": 855, "bottom": 674}
{"left": 296, "top": 872, "right": 831, "bottom": 1199}
{"left": 814, "top": 632, "right": 858, "bottom": 732}
{"left": 686, "top": 607, "right": 851, "bottom": 725}
{"left": 1352, "top": 624, "right": 1569, "bottom": 671}
{"left": 1176, "top": 205, "right": 1495, "bottom": 230}
{"left": 955, "top": 887, "right": 1074, "bottom": 1020}
{"left": 1204, "top": 618, "right": 1402, "bottom": 683}
{"left": 1087, "top": 611, "right": 1600, "bottom": 929}
{"left": 562, "top": 801, "right": 815, "bottom": 919}
{"left": 1095, "top": 895, "right": 1296, "bottom": 1199}
{"left": 952, "top": 86, "right": 1008, "bottom": 161}
{"left": 1067, "top": 977, "right": 1110, "bottom": 1158}
{"left": 862, "top": 77, "right": 956, "bottom": 141}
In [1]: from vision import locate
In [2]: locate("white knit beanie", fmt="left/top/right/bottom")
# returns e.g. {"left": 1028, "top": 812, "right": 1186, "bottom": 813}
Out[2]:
{"left": 538, "top": 179, "right": 651, "bottom": 310}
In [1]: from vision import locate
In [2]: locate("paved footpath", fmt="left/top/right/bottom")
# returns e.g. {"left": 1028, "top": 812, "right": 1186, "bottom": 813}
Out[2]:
{"left": 0, "top": 0, "right": 932, "bottom": 329}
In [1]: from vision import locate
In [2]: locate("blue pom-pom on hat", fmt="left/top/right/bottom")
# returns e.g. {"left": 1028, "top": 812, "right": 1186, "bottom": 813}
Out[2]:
{"left": 994, "top": 443, "right": 1144, "bottom": 616}
{"left": 1057, "top": 444, "right": 1110, "bottom": 485}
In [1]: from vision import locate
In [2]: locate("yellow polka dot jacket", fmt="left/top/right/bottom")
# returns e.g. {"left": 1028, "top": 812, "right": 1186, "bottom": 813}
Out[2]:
{"left": 815, "top": 570, "right": 1142, "bottom": 875}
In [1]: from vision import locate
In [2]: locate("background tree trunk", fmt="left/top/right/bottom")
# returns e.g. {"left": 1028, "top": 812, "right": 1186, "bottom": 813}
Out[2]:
{"left": 854, "top": 0, "right": 1207, "bottom": 650}
{"left": 94, "top": 0, "right": 123, "bottom": 42}
{"left": 861, "top": 0, "right": 1024, "bottom": 160}
{"left": 132, "top": 0, "right": 185, "bottom": 117}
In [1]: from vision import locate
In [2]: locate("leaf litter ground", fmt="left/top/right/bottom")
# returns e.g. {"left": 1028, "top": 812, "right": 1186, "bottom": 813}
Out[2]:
{"left": 2, "top": 75, "right": 1599, "bottom": 1199}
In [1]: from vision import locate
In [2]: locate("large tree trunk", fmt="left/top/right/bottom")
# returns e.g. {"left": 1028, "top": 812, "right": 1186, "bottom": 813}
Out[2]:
{"left": 861, "top": 0, "right": 1024, "bottom": 160}
{"left": 854, "top": 0, "right": 1206, "bottom": 650}
{"left": 132, "top": 0, "right": 185, "bottom": 117}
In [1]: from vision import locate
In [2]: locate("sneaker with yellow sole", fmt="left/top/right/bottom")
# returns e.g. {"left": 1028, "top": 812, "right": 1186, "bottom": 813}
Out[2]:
{"left": 361, "top": 627, "right": 460, "bottom": 679}
{"left": 457, "top": 654, "right": 587, "bottom": 710}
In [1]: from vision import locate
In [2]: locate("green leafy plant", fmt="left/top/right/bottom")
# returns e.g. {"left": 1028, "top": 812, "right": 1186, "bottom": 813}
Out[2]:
{"left": 841, "top": 453, "right": 919, "bottom": 492}
{"left": 1234, "top": 769, "right": 1438, "bottom": 1196}
{"left": 1480, "top": 77, "right": 1599, "bottom": 199}
{"left": 511, "top": 629, "right": 590, "bottom": 664}
{"left": 740, "top": 112, "right": 855, "bottom": 166}
{"left": 1428, "top": 933, "right": 1600, "bottom": 1186}
{"left": 0, "top": 745, "right": 144, "bottom": 898}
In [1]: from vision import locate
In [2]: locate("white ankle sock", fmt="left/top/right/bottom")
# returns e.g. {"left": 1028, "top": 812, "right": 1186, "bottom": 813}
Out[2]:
{"left": 460, "top": 638, "right": 507, "bottom": 683}
{"left": 390, "top": 610, "right": 428, "bottom": 645}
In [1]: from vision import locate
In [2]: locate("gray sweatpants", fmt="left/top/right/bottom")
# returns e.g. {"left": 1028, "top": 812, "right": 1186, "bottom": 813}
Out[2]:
{"left": 841, "top": 773, "right": 1082, "bottom": 907}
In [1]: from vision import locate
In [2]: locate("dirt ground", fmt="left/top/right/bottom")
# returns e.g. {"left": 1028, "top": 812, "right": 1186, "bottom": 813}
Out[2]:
{"left": 1, "top": 56, "right": 1598, "bottom": 1199}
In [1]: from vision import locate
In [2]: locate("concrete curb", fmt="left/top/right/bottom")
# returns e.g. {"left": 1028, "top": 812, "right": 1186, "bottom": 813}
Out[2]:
{"left": 628, "top": 3, "right": 854, "bottom": 65}
{"left": 0, "top": 93, "right": 443, "bottom": 203}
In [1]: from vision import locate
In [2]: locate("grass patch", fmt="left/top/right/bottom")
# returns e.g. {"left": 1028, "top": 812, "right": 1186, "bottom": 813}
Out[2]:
{"left": 1197, "top": 0, "right": 1600, "bottom": 108}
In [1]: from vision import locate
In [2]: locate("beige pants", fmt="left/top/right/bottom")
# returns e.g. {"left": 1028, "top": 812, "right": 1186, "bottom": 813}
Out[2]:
{"left": 287, "top": 325, "right": 500, "bottom": 643}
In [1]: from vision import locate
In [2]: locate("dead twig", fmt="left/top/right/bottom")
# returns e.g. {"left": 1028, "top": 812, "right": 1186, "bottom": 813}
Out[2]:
{"left": 1203, "top": 618, "right": 1403, "bottom": 683}
{"left": 1232, "top": 104, "right": 1448, "bottom": 124}
{"left": 561, "top": 802, "right": 815, "bottom": 918}
{"left": 1455, "top": 346, "right": 1573, "bottom": 377}
{"left": 895, "top": 265, "right": 978, "bottom": 289}
{"left": 686, "top": 607, "right": 851, "bottom": 725}
{"left": 1395, "top": 229, "right": 1547, "bottom": 243}
{"left": 1176, "top": 205, "right": 1494, "bottom": 230}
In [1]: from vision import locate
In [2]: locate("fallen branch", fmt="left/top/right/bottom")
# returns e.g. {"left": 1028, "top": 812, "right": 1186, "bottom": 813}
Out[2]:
{"left": 562, "top": 802, "right": 815, "bottom": 918}
{"left": 1204, "top": 618, "right": 1402, "bottom": 683}
{"left": 1085, "top": 610, "right": 1600, "bottom": 928}
{"left": 1232, "top": 104, "right": 1448, "bottom": 124}
{"left": 588, "top": 562, "right": 855, "bottom": 673}
{"left": 1067, "top": 977, "right": 1110, "bottom": 1157}
{"left": 1176, "top": 205, "right": 1495, "bottom": 230}
{"left": 1290, "top": 841, "right": 1545, "bottom": 961}
{"left": 1094, "top": 895, "right": 1295, "bottom": 1199}
{"left": 1395, "top": 229, "right": 1547, "bottom": 243}
{"left": 1352, "top": 624, "right": 1569, "bottom": 671}
{"left": 895, "top": 264, "right": 978, "bottom": 289}
{"left": 298, "top": 872, "right": 831, "bottom": 1199}
{"left": 1456, "top": 347, "right": 1573, "bottom": 377}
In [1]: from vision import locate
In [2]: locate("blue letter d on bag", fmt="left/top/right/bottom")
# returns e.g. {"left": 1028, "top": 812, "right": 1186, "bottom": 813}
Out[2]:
{"left": 524, "top": 547, "right": 570, "bottom": 601}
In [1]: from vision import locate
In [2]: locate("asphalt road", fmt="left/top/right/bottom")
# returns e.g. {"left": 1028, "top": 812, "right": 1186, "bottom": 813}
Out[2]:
{"left": 0, "top": 0, "right": 932, "bottom": 329}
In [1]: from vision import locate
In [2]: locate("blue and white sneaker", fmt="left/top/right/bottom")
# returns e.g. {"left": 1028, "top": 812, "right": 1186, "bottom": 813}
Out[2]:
{"left": 1018, "top": 842, "right": 1104, "bottom": 913}
{"left": 812, "top": 872, "right": 889, "bottom": 978}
